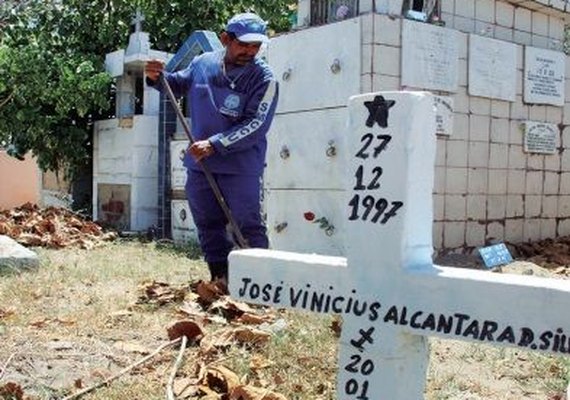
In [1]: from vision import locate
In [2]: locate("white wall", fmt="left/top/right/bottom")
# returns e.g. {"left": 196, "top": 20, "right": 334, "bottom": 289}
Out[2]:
{"left": 264, "top": 0, "right": 570, "bottom": 255}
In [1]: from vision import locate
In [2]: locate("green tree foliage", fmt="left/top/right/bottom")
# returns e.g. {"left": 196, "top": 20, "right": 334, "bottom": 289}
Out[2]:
{"left": 0, "top": 0, "right": 294, "bottom": 179}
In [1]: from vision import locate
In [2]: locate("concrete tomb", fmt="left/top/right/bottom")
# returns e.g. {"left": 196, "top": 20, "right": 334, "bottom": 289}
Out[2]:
{"left": 229, "top": 91, "right": 570, "bottom": 399}
{"left": 93, "top": 11, "right": 170, "bottom": 231}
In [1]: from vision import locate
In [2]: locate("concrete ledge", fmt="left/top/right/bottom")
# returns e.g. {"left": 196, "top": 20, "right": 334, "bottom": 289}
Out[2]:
{"left": 0, "top": 235, "right": 39, "bottom": 272}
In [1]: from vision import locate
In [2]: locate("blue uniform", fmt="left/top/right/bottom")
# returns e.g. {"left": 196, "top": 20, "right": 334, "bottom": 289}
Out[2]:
{"left": 153, "top": 50, "right": 279, "bottom": 270}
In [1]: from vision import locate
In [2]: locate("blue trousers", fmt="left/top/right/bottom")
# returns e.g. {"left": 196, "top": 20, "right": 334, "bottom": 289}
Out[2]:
{"left": 185, "top": 169, "right": 268, "bottom": 265}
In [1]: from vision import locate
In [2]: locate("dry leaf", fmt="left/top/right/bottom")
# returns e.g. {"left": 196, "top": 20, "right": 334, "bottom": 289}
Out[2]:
{"left": 53, "top": 317, "right": 76, "bottom": 326}
{"left": 0, "top": 382, "right": 24, "bottom": 400}
{"left": 201, "top": 365, "right": 240, "bottom": 394}
{"left": 197, "top": 385, "right": 223, "bottom": 399}
{"left": 272, "top": 374, "right": 285, "bottom": 385}
{"left": 29, "top": 318, "right": 50, "bottom": 328}
{"left": 30, "top": 317, "right": 75, "bottom": 328}
{"left": 250, "top": 355, "right": 273, "bottom": 371}
{"left": 173, "top": 377, "right": 199, "bottom": 399}
{"left": 195, "top": 280, "right": 226, "bottom": 304}
{"left": 209, "top": 298, "right": 268, "bottom": 322}
{"left": 229, "top": 384, "right": 288, "bottom": 400}
{"left": 0, "top": 307, "right": 15, "bottom": 320}
{"left": 178, "top": 301, "right": 208, "bottom": 320}
{"left": 235, "top": 312, "right": 273, "bottom": 325}
{"left": 138, "top": 281, "right": 186, "bottom": 305}
{"left": 330, "top": 317, "right": 342, "bottom": 337}
{"left": 90, "top": 369, "right": 111, "bottom": 380}
{"left": 167, "top": 320, "right": 205, "bottom": 343}
{"left": 232, "top": 327, "right": 271, "bottom": 345}
{"left": 200, "top": 327, "right": 271, "bottom": 354}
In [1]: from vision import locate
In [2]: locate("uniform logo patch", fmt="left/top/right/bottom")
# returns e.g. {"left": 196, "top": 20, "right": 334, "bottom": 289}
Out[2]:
{"left": 224, "top": 94, "right": 240, "bottom": 110}
{"left": 220, "top": 94, "right": 241, "bottom": 118}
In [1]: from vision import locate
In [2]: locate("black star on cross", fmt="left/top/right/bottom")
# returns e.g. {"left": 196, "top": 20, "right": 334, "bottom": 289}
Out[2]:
{"left": 364, "top": 95, "right": 396, "bottom": 128}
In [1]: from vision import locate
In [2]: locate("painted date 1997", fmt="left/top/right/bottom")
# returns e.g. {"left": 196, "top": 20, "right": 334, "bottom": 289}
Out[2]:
{"left": 348, "top": 195, "right": 403, "bottom": 224}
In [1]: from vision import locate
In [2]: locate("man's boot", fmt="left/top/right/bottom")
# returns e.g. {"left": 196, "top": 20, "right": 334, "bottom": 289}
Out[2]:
{"left": 208, "top": 261, "right": 228, "bottom": 293}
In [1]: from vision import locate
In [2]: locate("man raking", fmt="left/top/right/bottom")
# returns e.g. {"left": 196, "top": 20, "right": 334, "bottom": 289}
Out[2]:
{"left": 146, "top": 12, "right": 279, "bottom": 287}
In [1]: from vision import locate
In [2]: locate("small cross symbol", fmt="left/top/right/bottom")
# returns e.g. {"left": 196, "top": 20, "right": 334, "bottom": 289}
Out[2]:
{"left": 131, "top": 9, "right": 145, "bottom": 33}
{"left": 364, "top": 95, "right": 395, "bottom": 128}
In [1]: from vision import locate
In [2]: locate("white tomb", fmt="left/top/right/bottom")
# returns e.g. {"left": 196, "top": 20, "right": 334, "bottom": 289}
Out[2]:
{"left": 93, "top": 12, "right": 171, "bottom": 231}
{"left": 230, "top": 91, "right": 570, "bottom": 399}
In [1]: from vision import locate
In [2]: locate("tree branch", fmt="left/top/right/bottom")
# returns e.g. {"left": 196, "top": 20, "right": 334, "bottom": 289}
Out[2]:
{"left": 0, "top": 93, "right": 13, "bottom": 109}
{"left": 166, "top": 335, "right": 188, "bottom": 400}
{"left": 0, "top": 353, "right": 17, "bottom": 382}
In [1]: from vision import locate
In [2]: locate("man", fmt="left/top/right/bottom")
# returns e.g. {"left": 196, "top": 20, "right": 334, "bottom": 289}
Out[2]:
{"left": 145, "top": 12, "right": 279, "bottom": 285}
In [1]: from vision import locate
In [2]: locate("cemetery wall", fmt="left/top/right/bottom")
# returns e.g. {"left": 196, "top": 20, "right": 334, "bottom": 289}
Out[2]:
{"left": 0, "top": 151, "right": 41, "bottom": 210}
{"left": 424, "top": 1, "right": 568, "bottom": 250}
{"left": 265, "top": 0, "right": 570, "bottom": 254}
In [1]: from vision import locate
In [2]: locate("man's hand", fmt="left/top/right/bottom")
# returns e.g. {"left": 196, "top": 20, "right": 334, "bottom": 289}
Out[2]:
{"left": 189, "top": 140, "right": 215, "bottom": 161}
{"left": 145, "top": 59, "right": 165, "bottom": 82}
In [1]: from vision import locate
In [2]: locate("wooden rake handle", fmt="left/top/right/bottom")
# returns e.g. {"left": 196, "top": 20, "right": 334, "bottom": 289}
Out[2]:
{"left": 159, "top": 74, "right": 248, "bottom": 249}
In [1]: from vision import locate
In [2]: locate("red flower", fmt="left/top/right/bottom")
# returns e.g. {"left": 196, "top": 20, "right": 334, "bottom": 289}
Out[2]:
{"left": 303, "top": 212, "right": 315, "bottom": 221}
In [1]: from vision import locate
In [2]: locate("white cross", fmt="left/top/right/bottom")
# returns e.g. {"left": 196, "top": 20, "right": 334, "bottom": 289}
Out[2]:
{"left": 131, "top": 9, "right": 145, "bottom": 33}
{"left": 229, "top": 92, "right": 570, "bottom": 399}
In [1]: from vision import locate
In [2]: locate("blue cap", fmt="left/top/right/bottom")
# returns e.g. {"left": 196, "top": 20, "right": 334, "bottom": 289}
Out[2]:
{"left": 226, "top": 12, "right": 268, "bottom": 43}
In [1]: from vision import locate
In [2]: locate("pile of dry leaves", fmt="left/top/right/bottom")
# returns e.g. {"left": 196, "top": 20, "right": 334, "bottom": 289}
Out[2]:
{"left": 510, "top": 236, "right": 570, "bottom": 268}
{"left": 0, "top": 203, "right": 116, "bottom": 249}
{"left": 140, "top": 279, "right": 288, "bottom": 399}
{"left": 0, "top": 279, "right": 292, "bottom": 400}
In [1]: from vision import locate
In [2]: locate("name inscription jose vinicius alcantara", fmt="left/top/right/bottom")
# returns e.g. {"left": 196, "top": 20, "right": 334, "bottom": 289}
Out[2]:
{"left": 237, "top": 277, "right": 570, "bottom": 355}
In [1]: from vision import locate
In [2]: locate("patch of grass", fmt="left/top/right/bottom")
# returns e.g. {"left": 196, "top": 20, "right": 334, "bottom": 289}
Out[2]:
{"left": 154, "top": 238, "right": 203, "bottom": 260}
{"left": 426, "top": 339, "right": 569, "bottom": 399}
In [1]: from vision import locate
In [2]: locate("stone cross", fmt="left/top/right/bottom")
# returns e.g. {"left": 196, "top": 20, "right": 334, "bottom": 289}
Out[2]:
{"left": 229, "top": 92, "right": 570, "bottom": 399}
{"left": 131, "top": 9, "right": 145, "bottom": 33}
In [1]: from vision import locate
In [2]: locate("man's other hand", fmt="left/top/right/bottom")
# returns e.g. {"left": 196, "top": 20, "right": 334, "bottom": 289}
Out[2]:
{"left": 145, "top": 59, "right": 165, "bottom": 82}
{"left": 189, "top": 140, "right": 215, "bottom": 161}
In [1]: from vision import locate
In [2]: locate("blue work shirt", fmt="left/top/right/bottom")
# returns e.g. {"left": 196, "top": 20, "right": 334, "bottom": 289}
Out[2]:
{"left": 155, "top": 50, "right": 279, "bottom": 176}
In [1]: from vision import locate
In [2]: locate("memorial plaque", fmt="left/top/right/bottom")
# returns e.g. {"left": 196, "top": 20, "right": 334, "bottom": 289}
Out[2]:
{"left": 171, "top": 200, "right": 197, "bottom": 244}
{"left": 468, "top": 34, "right": 517, "bottom": 102}
{"left": 479, "top": 243, "right": 513, "bottom": 268}
{"left": 524, "top": 47, "right": 565, "bottom": 106}
{"left": 433, "top": 96, "right": 454, "bottom": 136}
{"left": 523, "top": 121, "right": 559, "bottom": 154}
{"left": 402, "top": 20, "right": 459, "bottom": 92}
{"left": 170, "top": 140, "right": 189, "bottom": 190}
